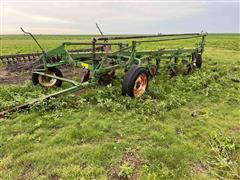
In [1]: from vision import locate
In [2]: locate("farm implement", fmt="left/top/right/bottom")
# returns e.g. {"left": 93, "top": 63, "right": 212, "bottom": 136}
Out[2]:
{"left": 0, "top": 27, "right": 207, "bottom": 117}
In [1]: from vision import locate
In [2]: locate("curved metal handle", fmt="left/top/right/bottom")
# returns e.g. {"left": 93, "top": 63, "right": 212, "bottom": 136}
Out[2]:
{"left": 20, "top": 27, "right": 27, "bottom": 34}
{"left": 20, "top": 27, "right": 45, "bottom": 53}
{"left": 20, "top": 27, "right": 33, "bottom": 36}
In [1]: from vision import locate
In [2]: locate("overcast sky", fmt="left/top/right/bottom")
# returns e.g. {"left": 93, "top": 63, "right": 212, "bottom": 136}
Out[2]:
{"left": 1, "top": 0, "right": 239, "bottom": 34}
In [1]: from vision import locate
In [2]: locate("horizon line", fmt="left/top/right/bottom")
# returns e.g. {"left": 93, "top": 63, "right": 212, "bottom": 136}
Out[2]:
{"left": 1, "top": 32, "right": 240, "bottom": 36}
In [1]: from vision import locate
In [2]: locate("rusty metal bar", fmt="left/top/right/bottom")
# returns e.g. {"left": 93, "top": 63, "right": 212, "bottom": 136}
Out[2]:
{"left": 92, "top": 39, "right": 98, "bottom": 67}
{"left": 135, "top": 35, "right": 201, "bottom": 43}
{"left": 63, "top": 42, "right": 126, "bottom": 46}
{"left": 95, "top": 33, "right": 200, "bottom": 41}
{"left": 96, "top": 23, "right": 104, "bottom": 36}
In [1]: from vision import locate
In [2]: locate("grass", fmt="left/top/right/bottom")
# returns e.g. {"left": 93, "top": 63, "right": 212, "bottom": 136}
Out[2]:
{"left": 0, "top": 34, "right": 239, "bottom": 179}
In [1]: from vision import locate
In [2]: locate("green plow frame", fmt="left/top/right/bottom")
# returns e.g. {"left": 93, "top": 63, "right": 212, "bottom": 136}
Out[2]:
{"left": 0, "top": 29, "right": 207, "bottom": 117}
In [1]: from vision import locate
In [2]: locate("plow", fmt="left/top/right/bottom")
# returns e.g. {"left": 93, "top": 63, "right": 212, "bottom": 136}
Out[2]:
{"left": 0, "top": 26, "right": 207, "bottom": 117}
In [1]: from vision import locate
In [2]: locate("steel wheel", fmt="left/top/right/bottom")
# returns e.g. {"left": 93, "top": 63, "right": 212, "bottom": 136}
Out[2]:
{"left": 167, "top": 65, "right": 179, "bottom": 77}
{"left": 38, "top": 70, "right": 57, "bottom": 87}
{"left": 182, "top": 59, "right": 194, "bottom": 75}
{"left": 133, "top": 73, "right": 148, "bottom": 97}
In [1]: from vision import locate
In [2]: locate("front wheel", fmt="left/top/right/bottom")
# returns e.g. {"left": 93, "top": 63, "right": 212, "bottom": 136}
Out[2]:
{"left": 32, "top": 66, "right": 63, "bottom": 87}
{"left": 122, "top": 65, "right": 149, "bottom": 97}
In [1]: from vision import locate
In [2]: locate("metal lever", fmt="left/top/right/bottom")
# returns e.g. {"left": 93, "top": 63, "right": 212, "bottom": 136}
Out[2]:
{"left": 96, "top": 23, "right": 104, "bottom": 36}
{"left": 20, "top": 27, "right": 45, "bottom": 53}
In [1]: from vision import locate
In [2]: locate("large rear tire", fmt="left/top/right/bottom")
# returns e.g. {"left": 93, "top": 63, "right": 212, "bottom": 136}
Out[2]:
{"left": 122, "top": 65, "right": 149, "bottom": 97}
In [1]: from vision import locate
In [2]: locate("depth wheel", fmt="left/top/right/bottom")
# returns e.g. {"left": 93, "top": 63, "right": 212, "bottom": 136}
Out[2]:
{"left": 167, "top": 64, "right": 179, "bottom": 77}
{"left": 192, "top": 53, "right": 202, "bottom": 69}
{"left": 32, "top": 65, "right": 63, "bottom": 87}
{"left": 148, "top": 64, "right": 158, "bottom": 77}
{"left": 98, "top": 70, "right": 115, "bottom": 85}
{"left": 122, "top": 65, "right": 148, "bottom": 97}
{"left": 182, "top": 59, "right": 194, "bottom": 75}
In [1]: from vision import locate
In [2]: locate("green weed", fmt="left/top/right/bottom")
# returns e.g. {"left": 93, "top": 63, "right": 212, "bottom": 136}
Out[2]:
{"left": 207, "top": 132, "right": 240, "bottom": 179}
{"left": 118, "top": 162, "right": 134, "bottom": 178}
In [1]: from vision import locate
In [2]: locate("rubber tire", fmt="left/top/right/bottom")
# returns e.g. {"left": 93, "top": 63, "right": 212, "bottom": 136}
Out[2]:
{"left": 32, "top": 65, "right": 63, "bottom": 87}
{"left": 194, "top": 53, "right": 202, "bottom": 69}
{"left": 32, "top": 65, "right": 44, "bottom": 85}
{"left": 122, "top": 65, "right": 148, "bottom": 97}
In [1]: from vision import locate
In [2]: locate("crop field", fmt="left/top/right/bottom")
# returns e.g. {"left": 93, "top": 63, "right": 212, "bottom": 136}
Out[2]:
{"left": 0, "top": 34, "right": 239, "bottom": 179}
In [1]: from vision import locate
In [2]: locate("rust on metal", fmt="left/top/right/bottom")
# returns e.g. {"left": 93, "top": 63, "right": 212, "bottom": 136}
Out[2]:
{"left": 0, "top": 102, "right": 32, "bottom": 118}
{"left": 92, "top": 38, "right": 98, "bottom": 66}
{"left": 96, "top": 33, "right": 200, "bottom": 41}
{"left": 133, "top": 73, "right": 148, "bottom": 97}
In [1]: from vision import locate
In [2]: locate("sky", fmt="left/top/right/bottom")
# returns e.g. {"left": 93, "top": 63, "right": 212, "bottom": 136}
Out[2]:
{"left": 1, "top": 0, "right": 239, "bottom": 34}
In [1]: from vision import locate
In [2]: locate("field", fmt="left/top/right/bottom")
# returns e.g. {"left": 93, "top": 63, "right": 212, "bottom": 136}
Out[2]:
{"left": 0, "top": 34, "right": 239, "bottom": 179}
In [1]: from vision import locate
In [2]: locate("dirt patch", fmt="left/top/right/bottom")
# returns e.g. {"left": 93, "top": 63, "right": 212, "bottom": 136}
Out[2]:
{"left": 6, "top": 59, "right": 41, "bottom": 72}
{"left": 230, "top": 127, "right": 240, "bottom": 133}
{"left": 17, "top": 164, "right": 34, "bottom": 180}
{"left": 108, "top": 149, "right": 141, "bottom": 180}
{"left": 0, "top": 69, "right": 31, "bottom": 84}
{"left": 49, "top": 174, "right": 60, "bottom": 180}
{"left": 0, "top": 69, "right": 8, "bottom": 76}
{"left": 191, "top": 161, "right": 208, "bottom": 174}
{"left": 0, "top": 65, "right": 81, "bottom": 85}
{"left": 0, "top": 60, "right": 38, "bottom": 84}
{"left": 175, "top": 127, "right": 183, "bottom": 135}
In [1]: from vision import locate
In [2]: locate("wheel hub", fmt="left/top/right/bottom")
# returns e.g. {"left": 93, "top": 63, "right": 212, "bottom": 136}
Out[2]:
{"left": 133, "top": 73, "right": 147, "bottom": 97}
{"left": 38, "top": 70, "right": 57, "bottom": 87}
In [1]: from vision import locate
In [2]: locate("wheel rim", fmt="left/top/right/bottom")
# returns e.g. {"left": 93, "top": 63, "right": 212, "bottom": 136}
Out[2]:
{"left": 38, "top": 70, "right": 57, "bottom": 87}
{"left": 133, "top": 73, "right": 148, "bottom": 97}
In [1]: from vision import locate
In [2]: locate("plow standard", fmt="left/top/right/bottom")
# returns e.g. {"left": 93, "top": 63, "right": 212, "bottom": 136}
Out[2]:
{"left": 0, "top": 27, "right": 207, "bottom": 117}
